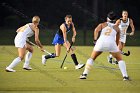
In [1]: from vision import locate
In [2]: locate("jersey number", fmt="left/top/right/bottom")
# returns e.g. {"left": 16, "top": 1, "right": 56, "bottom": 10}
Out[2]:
{"left": 105, "top": 28, "right": 112, "bottom": 36}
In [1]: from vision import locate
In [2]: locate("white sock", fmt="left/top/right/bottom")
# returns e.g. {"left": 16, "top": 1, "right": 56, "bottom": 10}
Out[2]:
{"left": 8, "top": 57, "right": 21, "bottom": 69}
{"left": 118, "top": 60, "right": 128, "bottom": 77}
{"left": 83, "top": 58, "right": 94, "bottom": 75}
{"left": 23, "top": 52, "right": 32, "bottom": 68}
{"left": 109, "top": 54, "right": 113, "bottom": 58}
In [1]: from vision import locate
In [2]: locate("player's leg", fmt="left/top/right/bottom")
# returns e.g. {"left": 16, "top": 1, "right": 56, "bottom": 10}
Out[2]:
{"left": 118, "top": 40, "right": 130, "bottom": 56}
{"left": 42, "top": 33, "right": 61, "bottom": 65}
{"left": 112, "top": 42, "right": 124, "bottom": 65}
{"left": 111, "top": 52, "right": 129, "bottom": 81}
{"left": 80, "top": 51, "right": 102, "bottom": 79}
{"left": 118, "top": 42, "right": 126, "bottom": 55}
{"left": 64, "top": 41, "right": 85, "bottom": 69}
{"left": 23, "top": 43, "right": 33, "bottom": 70}
{"left": 118, "top": 41, "right": 123, "bottom": 51}
{"left": 6, "top": 47, "right": 26, "bottom": 72}
{"left": 120, "top": 43, "right": 130, "bottom": 56}
{"left": 42, "top": 44, "right": 59, "bottom": 65}
{"left": 107, "top": 42, "right": 123, "bottom": 65}
{"left": 54, "top": 44, "right": 61, "bottom": 57}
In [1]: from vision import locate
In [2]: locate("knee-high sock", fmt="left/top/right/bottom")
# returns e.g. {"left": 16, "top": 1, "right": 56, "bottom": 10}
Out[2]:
{"left": 83, "top": 58, "right": 94, "bottom": 75}
{"left": 23, "top": 52, "right": 32, "bottom": 67}
{"left": 8, "top": 57, "right": 21, "bottom": 69}
{"left": 45, "top": 53, "right": 56, "bottom": 59}
{"left": 109, "top": 54, "right": 113, "bottom": 58}
{"left": 71, "top": 54, "right": 79, "bottom": 65}
{"left": 118, "top": 60, "right": 128, "bottom": 77}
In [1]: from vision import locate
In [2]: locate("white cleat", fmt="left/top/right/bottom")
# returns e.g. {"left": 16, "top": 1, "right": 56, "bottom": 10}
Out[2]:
{"left": 5, "top": 67, "right": 16, "bottom": 72}
{"left": 42, "top": 55, "right": 47, "bottom": 65}
{"left": 79, "top": 74, "right": 87, "bottom": 79}
{"left": 23, "top": 66, "right": 32, "bottom": 70}
{"left": 123, "top": 76, "right": 130, "bottom": 81}
{"left": 75, "top": 64, "right": 85, "bottom": 69}
{"left": 107, "top": 56, "right": 113, "bottom": 64}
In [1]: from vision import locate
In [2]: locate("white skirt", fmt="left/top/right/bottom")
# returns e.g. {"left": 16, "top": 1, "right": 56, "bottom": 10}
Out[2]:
{"left": 14, "top": 32, "right": 26, "bottom": 48}
{"left": 94, "top": 40, "right": 119, "bottom": 53}
{"left": 119, "top": 34, "right": 126, "bottom": 43}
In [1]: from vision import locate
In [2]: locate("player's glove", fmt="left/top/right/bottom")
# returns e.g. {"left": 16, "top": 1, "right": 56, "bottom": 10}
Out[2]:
{"left": 129, "top": 32, "right": 134, "bottom": 36}
{"left": 93, "top": 40, "right": 97, "bottom": 45}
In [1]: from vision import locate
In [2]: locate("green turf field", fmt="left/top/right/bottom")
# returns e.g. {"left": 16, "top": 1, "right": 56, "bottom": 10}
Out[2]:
{"left": 0, "top": 46, "right": 140, "bottom": 93}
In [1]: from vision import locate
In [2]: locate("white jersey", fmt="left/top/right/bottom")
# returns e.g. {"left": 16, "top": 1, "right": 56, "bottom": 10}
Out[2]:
{"left": 94, "top": 22, "right": 119, "bottom": 52}
{"left": 14, "top": 23, "right": 34, "bottom": 48}
{"left": 119, "top": 18, "right": 130, "bottom": 43}
{"left": 119, "top": 18, "right": 130, "bottom": 34}
{"left": 99, "top": 22, "right": 116, "bottom": 41}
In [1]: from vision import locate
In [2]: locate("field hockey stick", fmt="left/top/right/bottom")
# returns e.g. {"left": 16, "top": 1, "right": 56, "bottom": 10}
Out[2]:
{"left": 60, "top": 42, "right": 73, "bottom": 68}
{"left": 26, "top": 40, "right": 52, "bottom": 55}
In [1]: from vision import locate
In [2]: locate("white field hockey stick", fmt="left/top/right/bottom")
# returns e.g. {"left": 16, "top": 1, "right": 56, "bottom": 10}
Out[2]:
{"left": 26, "top": 40, "right": 52, "bottom": 55}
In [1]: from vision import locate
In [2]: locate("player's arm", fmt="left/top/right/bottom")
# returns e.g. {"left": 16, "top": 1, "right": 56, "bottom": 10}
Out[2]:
{"left": 60, "top": 24, "right": 69, "bottom": 49}
{"left": 60, "top": 24, "right": 67, "bottom": 43}
{"left": 115, "top": 19, "right": 121, "bottom": 26}
{"left": 34, "top": 28, "right": 43, "bottom": 48}
{"left": 129, "top": 18, "right": 135, "bottom": 36}
{"left": 114, "top": 25, "right": 120, "bottom": 45}
{"left": 94, "top": 23, "right": 102, "bottom": 41}
{"left": 31, "top": 25, "right": 44, "bottom": 51}
{"left": 71, "top": 22, "right": 76, "bottom": 43}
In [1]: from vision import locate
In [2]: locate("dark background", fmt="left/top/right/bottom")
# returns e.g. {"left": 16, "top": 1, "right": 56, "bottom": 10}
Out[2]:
{"left": 0, "top": 0, "right": 140, "bottom": 45}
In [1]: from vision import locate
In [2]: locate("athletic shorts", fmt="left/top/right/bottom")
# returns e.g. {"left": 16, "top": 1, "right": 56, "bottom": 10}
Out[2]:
{"left": 119, "top": 34, "right": 126, "bottom": 43}
{"left": 52, "top": 33, "right": 64, "bottom": 45}
{"left": 94, "top": 40, "right": 119, "bottom": 53}
{"left": 14, "top": 33, "right": 26, "bottom": 48}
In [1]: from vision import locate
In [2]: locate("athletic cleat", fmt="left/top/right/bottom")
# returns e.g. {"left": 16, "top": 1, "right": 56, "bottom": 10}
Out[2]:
{"left": 79, "top": 74, "right": 87, "bottom": 79}
{"left": 107, "top": 56, "right": 113, "bottom": 64}
{"left": 114, "top": 61, "right": 118, "bottom": 64}
{"left": 5, "top": 67, "right": 16, "bottom": 72}
{"left": 23, "top": 66, "right": 32, "bottom": 70}
{"left": 75, "top": 64, "right": 85, "bottom": 69}
{"left": 112, "top": 60, "right": 118, "bottom": 65}
{"left": 123, "top": 76, "right": 130, "bottom": 81}
{"left": 42, "top": 55, "right": 47, "bottom": 65}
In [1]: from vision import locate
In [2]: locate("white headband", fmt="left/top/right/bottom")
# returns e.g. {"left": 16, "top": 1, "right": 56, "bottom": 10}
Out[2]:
{"left": 107, "top": 17, "right": 116, "bottom": 22}
{"left": 107, "top": 17, "right": 111, "bottom": 21}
